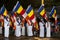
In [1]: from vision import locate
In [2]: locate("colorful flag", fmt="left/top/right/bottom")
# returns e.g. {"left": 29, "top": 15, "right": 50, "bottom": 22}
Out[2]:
{"left": 38, "top": 4, "right": 48, "bottom": 21}
{"left": 50, "top": 6, "right": 57, "bottom": 25}
{"left": 50, "top": 6, "right": 56, "bottom": 18}
{"left": 26, "top": 5, "right": 36, "bottom": 23}
{"left": 50, "top": 6, "right": 58, "bottom": 32}
{"left": 12, "top": 1, "right": 27, "bottom": 18}
{"left": 26, "top": 5, "right": 39, "bottom": 30}
{"left": 0, "top": 5, "right": 8, "bottom": 16}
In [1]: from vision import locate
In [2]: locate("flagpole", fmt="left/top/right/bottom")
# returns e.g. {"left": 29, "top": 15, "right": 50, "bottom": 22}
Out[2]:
{"left": 42, "top": 0, "right": 44, "bottom": 5}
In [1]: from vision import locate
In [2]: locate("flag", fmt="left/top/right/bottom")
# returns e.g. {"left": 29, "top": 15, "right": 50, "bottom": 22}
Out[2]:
{"left": 0, "top": 5, "right": 8, "bottom": 16}
{"left": 38, "top": 4, "right": 48, "bottom": 21}
{"left": 26, "top": 5, "right": 39, "bottom": 30}
{"left": 50, "top": 6, "right": 56, "bottom": 18}
{"left": 26, "top": 5, "right": 36, "bottom": 23}
{"left": 50, "top": 6, "right": 58, "bottom": 32}
{"left": 50, "top": 6, "right": 57, "bottom": 25}
{"left": 12, "top": 1, "right": 27, "bottom": 18}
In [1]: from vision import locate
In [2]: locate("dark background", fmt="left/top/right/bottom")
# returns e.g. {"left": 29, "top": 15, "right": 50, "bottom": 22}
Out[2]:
{"left": 0, "top": 0, "right": 60, "bottom": 11}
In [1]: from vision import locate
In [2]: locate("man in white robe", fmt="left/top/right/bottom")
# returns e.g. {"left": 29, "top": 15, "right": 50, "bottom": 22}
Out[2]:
{"left": 45, "top": 20, "right": 51, "bottom": 37}
{"left": 15, "top": 17, "right": 21, "bottom": 37}
{"left": 21, "top": 25, "right": 25, "bottom": 36}
{"left": 4, "top": 16, "right": 10, "bottom": 38}
{"left": 21, "top": 18, "right": 25, "bottom": 36}
{"left": 26, "top": 20, "right": 33, "bottom": 36}
{"left": 39, "top": 20, "right": 44, "bottom": 37}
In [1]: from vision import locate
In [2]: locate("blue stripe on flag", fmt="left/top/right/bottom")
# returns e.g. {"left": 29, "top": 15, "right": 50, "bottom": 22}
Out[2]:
{"left": 13, "top": 1, "right": 20, "bottom": 12}
{"left": 26, "top": 5, "right": 32, "bottom": 14}
{"left": 38, "top": 5, "right": 44, "bottom": 13}
{"left": 0, "top": 6, "right": 5, "bottom": 14}
{"left": 50, "top": 7, "right": 55, "bottom": 16}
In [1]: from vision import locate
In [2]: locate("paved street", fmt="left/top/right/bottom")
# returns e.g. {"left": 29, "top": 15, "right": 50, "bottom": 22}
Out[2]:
{"left": 0, "top": 35, "right": 60, "bottom": 40}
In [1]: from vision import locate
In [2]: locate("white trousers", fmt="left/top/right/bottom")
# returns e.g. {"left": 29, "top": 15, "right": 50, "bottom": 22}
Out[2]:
{"left": 4, "top": 26, "right": 9, "bottom": 37}
{"left": 15, "top": 26, "right": 21, "bottom": 37}
{"left": 27, "top": 26, "right": 33, "bottom": 36}
{"left": 46, "top": 27, "right": 51, "bottom": 37}
{"left": 21, "top": 27, "right": 25, "bottom": 36}
{"left": 40, "top": 27, "right": 44, "bottom": 37}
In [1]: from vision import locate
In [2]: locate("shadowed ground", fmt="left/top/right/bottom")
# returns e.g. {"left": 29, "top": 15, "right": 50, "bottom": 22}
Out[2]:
{"left": 0, "top": 35, "right": 60, "bottom": 40}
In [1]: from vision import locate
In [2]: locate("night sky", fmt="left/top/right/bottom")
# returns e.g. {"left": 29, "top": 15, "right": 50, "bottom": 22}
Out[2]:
{"left": 0, "top": 0, "right": 60, "bottom": 11}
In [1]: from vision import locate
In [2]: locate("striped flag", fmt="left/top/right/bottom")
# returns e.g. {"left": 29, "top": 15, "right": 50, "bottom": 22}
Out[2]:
{"left": 26, "top": 5, "right": 39, "bottom": 30}
{"left": 38, "top": 4, "right": 48, "bottom": 21}
{"left": 12, "top": 1, "right": 27, "bottom": 18}
{"left": 50, "top": 6, "right": 56, "bottom": 18}
{"left": 50, "top": 6, "right": 58, "bottom": 32}
{"left": 0, "top": 5, "right": 8, "bottom": 16}
{"left": 50, "top": 6, "right": 57, "bottom": 25}
{"left": 26, "top": 5, "right": 36, "bottom": 23}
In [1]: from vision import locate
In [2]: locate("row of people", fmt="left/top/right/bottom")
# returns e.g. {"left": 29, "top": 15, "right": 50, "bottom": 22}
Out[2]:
{"left": 0, "top": 14, "right": 57, "bottom": 38}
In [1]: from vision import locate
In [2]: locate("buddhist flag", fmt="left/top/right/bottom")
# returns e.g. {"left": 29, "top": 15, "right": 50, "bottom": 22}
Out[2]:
{"left": 26, "top": 5, "right": 39, "bottom": 30}
{"left": 0, "top": 5, "right": 8, "bottom": 16}
{"left": 38, "top": 4, "right": 48, "bottom": 21}
{"left": 12, "top": 1, "right": 27, "bottom": 18}
{"left": 50, "top": 6, "right": 56, "bottom": 18}
{"left": 50, "top": 6, "right": 58, "bottom": 32}
{"left": 26, "top": 5, "right": 36, "bottom": 23}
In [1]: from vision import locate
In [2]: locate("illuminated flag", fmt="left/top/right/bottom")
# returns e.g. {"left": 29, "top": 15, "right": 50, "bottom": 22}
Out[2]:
{"left": 26, "top": 5, "right": 39, "bottom": 30}
{"left": 0, "top": 5, "right": 8, "bottom": 16}
{"left": 12, "top": 1, "right": 27, "bottom": 18}
{"left": 26, "top": 5, "right": 36, "bottom": 23}
{"left": 50, "top": 6, "right": 56, "bottom": 18}
{"left": 50, "top": 6, "right": 57, "bottom": 25}
{"left": 38, "top": 4, "right": 48, "bottom": 21}
{"left": 50, "top": 6, "right": 58, "bottom": 32}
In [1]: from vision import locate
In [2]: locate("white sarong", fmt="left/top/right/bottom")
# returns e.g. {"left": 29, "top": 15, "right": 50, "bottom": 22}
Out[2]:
{"left": 27, "top": 23, "right": 33, "bottom": 36}
{"left": 21, "top": 26, "right": 25, "bottom": 36}
{"left": 46, "top": 22, "right": 51, "bottom": 37}
{"left": 39, "top": 22, "right": 44, "bottom": 37}
{"left": 15, "top": 21, "right": 21, "bottom": 37}
{"left": 4, "top": 19, "right": 10, "bottom": 37}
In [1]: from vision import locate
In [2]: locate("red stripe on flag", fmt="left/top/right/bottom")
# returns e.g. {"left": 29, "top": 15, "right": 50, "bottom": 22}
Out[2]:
{"left": 20, "top": 9, "right": 25, "bottom": 15}
{"left": 42, "top": 11, "right": 48, "bottom": 21}
{"left": 55, "top": 13, "right": 56, "bottom": 17}
{"left": 42, "top": 12, "right": 46, "bottom": 18}
{"left": 30, "top": 14, "right": 34, "bottom": 20}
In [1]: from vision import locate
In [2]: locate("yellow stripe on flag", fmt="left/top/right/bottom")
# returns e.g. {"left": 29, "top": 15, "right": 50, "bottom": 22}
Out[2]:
{"left": 17, "top": 5, "right": 23, "bottom": 14}
{"left": 3, "top": 9, "right": 7, "bottom": 16}
{"left": 52, "top": 10, "right": 56, "bottom": 18}
{"left": 40, "top": 9, "right": 45, "bottom": 16}
{"left": 28, "top": 9, "right": 34, "bottom": 17}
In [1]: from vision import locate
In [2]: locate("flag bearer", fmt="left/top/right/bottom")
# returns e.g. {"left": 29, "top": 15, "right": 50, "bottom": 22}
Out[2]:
{"left": 45, "top": 19, "right": 51, "bottom": 37}
{"left": 4, "top": 15, "right": 10, "bottom": 37}
{"left": 15, "top": 16, "right": 21, "bottom": 37}
{"left": 26, "top": 20, "right": 33, "bottom": 36}
{"left": 39, "top": 19, "right": 44, "bottom": 37}
{"left": 21, "top": 18, "right": 25, "bottom": 36}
